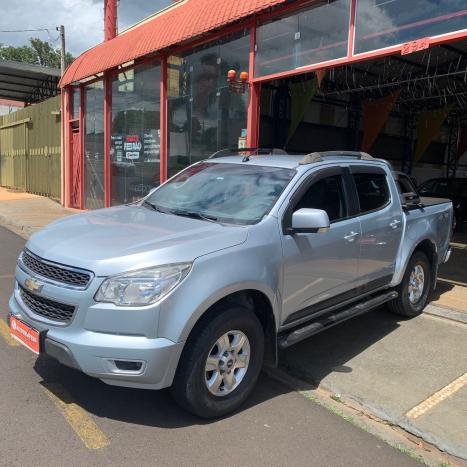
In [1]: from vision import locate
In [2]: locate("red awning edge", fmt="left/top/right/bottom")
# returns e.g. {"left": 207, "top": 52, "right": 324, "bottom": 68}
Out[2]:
{"left": 60, "top": 0, "right": 288, "bottom": 87}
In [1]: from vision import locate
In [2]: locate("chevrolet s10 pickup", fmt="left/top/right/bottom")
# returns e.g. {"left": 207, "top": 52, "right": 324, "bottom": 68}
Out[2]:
{"left": 8, "top": 150, "right": 453, "bottom": 417}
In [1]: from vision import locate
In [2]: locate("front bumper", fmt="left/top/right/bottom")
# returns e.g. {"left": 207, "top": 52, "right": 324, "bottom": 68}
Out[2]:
{"left": 8, "top": 293, "right": 184, "bottom": 390}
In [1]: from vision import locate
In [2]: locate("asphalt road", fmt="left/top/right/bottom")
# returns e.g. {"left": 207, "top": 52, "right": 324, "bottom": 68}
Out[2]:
{"left": 0, "top": 226, "right": 416, "bottom": 467}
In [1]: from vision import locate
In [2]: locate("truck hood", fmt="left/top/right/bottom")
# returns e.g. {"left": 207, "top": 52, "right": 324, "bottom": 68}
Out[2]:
{"left": 26, "top": 205, "right": 248, "bottom": 276}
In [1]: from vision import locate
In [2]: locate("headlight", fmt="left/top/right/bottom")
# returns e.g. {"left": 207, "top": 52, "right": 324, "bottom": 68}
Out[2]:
{"left": 94, "top": 263, "right": 191, "bottom": 306}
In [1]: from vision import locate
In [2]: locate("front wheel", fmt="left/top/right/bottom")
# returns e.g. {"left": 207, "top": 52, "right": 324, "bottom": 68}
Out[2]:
{"left": 171, "top": 306, "right": 264, "bottom": 418}
{"left": 389, "top": 251, "right": 432, "bottom": 317}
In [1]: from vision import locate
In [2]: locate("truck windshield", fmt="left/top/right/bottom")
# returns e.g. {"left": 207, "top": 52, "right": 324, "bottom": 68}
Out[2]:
{"left": 144, "top": 162, "right": 295, "bottom": 225}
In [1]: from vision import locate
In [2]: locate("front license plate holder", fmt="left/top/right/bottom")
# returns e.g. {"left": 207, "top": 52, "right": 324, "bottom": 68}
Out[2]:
{"left": 8, "top": 315, "right": 45, "bottom": 354}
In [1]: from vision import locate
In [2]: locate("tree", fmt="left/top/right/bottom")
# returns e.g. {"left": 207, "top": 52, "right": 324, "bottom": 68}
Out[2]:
{"left": 0, "top": 38, "right": 74, "bottom": 69}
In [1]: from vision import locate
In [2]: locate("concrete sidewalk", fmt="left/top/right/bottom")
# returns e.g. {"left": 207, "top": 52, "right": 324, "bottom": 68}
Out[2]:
{"left": 0, "top": 188, "right": 77, "bottom": 238}
{"left": 280, "top": 309, "right": 467, "bottom": 461}
{"left": 1, "top": 188, "right": 466, "bottom": 462}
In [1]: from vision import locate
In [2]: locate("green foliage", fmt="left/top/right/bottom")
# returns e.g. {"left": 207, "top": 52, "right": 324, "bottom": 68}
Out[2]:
{"left": 0, "top": 38, "right": 74, "bottom": 69}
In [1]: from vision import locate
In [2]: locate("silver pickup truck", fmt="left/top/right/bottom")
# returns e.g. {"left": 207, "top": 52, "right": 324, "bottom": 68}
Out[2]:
{"left": 8, "top": 151, "right": 453, "bottom": 418}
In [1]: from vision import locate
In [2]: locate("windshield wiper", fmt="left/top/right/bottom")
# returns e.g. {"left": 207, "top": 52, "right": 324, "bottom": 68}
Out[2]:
{"left": 169, "top": 210, "right": 219, "bottom": 223}
{"left": 143, "top": 202, "right": 221, "bottom": 223}
{"left": 142, "top": 200, "right": 171, "bottom": 213}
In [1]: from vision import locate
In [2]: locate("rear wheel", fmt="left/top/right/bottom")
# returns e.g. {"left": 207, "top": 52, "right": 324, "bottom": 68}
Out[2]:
{"left": 171, "top": 305, "right": 264, "bottom": 418}
{"left": 389, "top": 251, "right": 432, "bottom": 317}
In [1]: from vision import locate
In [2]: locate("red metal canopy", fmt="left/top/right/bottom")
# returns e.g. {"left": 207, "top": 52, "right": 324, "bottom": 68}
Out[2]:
{"left": 60, "top": 0, "right": 287, "bottom": 86}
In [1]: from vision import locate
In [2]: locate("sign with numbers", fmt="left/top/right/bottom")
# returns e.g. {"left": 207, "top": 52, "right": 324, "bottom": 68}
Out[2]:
{"left": 401, "top": 38, "right": 430, "bottom": 56}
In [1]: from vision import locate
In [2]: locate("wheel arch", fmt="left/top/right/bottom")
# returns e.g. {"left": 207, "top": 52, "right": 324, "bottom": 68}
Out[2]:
{"left": 393, "top": 237, "right": 438, "bottom": 289}
{"left": 180, "top": 287, "right": 278, "bottom": 368}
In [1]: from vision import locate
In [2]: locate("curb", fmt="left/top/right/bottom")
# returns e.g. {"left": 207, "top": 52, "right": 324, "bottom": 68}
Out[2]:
{"left": 265, "top": 367, "right": 462, "bottom": 466}
{"left": 0, "top": 215, "right": 34, "bottom": 240}
{"left": 450, "top": 242, "right": 467, "bottom": 250}
{"left": 423, "top": 304, "right": 467, "bottom": 325}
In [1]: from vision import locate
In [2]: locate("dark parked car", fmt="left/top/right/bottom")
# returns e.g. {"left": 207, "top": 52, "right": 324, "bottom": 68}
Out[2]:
{"left": 418, "top": 178, "right": 467, "bottom": 231}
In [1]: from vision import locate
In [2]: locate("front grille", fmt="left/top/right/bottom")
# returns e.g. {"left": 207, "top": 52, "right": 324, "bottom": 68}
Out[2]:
{"left": 19, "top": 286, "right": 76, "bottom": 323}
{"left": 21, "top": 250, "right": 92, "bottom": 288}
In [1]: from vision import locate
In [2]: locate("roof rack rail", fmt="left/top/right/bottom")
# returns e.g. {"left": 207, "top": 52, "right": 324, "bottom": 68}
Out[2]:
{"left": 299, "top": 151, "right": 374, "bottom": 165}
{"left": 209, "top": 147, "right": 288, "bottom": 159}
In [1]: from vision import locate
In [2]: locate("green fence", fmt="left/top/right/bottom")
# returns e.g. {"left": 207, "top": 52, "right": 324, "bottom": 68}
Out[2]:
{"left": 0, "top": 96, "right": 61, "bottom": 199}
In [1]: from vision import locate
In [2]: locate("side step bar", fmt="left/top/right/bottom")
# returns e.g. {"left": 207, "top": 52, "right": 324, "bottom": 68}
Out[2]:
{"left": 278, "top": 290, "right": 398, "bottom": 349}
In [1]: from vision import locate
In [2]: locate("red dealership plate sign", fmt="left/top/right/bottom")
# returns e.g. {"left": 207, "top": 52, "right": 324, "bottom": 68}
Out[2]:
{"left": 9, "top": 316, "right": 41, "bottom": 354}
{"left": 401, "top": 37, "right": 430, "bottom": 56}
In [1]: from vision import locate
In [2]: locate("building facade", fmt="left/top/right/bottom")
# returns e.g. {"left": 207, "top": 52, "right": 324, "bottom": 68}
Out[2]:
{"left": 60, "top": 0, "right": 467, "bottom": 209}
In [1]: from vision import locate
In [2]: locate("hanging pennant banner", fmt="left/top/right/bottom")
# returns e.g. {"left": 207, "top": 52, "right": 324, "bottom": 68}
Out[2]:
{"left": 316, "top": 69, "right": 327, "bottom": 86}
{"left": 415, "top": 106, "right": 452, "bottom": 162}
{"left": 361, "top": 90, "right": 400, "bottom": 153}
{"left": 287, "top": 75, "right": 319, "bottom": 144}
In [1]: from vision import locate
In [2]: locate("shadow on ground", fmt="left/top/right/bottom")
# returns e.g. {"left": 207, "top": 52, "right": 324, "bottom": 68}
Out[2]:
{"left": 32, "top": 306, "right": 408, "bottom": 427}
{"left": 438, "top": 246, "right": 467, "bottom": 284}
{"left": 430, "top": 281, "right": 455, "bottom": 301}
{"left": 278, "top": 307, "right": 407, "bottom": 387}
{"left": 33, "top": 354, "right": 300, "bottom": 428}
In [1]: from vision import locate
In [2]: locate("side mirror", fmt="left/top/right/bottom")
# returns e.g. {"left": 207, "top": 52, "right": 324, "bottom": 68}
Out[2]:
{"left": 290, "top": 208, "right": 330, "bottom": 234}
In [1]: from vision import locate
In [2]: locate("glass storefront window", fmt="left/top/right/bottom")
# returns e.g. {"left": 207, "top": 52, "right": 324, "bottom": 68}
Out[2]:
{"left": 72, "top": 88, "right": 80, "bottom": 120}
{"left": 84, "top": 81, "right": 105, "bottom": 209}
{"left": 167, "top": 31, "right": 249, "bottom": 177}
{"left": 111, "top": 62, "right": 161, "bottom": 205}
{"left": 255, "top": 0, "right": 350, "bottom": 77}
{"left": 355, "top": 0, "right": 467, "bottom": 54}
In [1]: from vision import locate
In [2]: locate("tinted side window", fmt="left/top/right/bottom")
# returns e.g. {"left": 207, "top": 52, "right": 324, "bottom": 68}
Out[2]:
{"left": 353, "top": 173, "right": 390, "bottom": 213}
{"left": 295, "top": 175, "right": 346, "bottom": 222}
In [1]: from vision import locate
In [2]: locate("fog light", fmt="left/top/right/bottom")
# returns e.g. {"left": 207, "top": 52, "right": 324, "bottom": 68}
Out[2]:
{"left": 106, "top": 358, "right": 145, "bottom": 374}
{"left": 114, "top": 360, "right": 142, "bottom": 372}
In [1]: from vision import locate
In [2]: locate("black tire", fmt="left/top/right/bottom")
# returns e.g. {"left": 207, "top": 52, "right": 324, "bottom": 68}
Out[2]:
{"left": 389, "top": 251, "right": 432, "bottom": 318}
{"left": 171, "top": 305, "right": 264, "bottom": 418}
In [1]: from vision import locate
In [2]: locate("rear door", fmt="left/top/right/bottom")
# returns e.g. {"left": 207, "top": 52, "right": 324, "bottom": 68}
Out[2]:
{"left": 280, "top": 166, "right": 361, "bottom": 324}
{"left": 350, "top": 165, "right": 402, "bottom": 287}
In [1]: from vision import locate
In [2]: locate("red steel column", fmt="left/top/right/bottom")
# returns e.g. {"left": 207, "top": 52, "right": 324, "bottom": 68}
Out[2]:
{"left": 104, "top": 73, "right": 112, "bottom": 207}
{"left": 80, "top": 85, "right": 85, "bottom": 210}
{"left": 160, "top": 57, "right": 168, "bottom": 184}
{"left": 61, "top": 89, "right": 67, "bottom": 206}
{"left": 66, "top": 88, "right": 74, "bottom": 208}
{"left": 104, "top": 0, "right": 117, "bottom": 41}
{"left": 247, "top": 22, "right": 260, "bottom": 148}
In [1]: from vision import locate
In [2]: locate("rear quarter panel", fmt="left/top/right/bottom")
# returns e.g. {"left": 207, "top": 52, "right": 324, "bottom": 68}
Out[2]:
{"left": 391, "top": 198, "right": 452, "bottom": 286}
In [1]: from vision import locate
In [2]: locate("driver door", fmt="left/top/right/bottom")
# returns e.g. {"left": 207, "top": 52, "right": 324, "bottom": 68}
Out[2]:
{"left": 280, "top": 167, "right": 361, "bottom": 325}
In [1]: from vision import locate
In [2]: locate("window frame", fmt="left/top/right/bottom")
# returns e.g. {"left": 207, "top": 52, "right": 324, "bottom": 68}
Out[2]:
{"left": 349, "top": 165, "right": 392, "bottom": 216}
{"left": 282, "top": 166, "right": 356, "bottom": 234}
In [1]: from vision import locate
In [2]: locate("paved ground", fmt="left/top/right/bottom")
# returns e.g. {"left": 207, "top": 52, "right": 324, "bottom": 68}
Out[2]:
{"left": 0, "top": 188, "right": 78, "bottom": 238}
{"left": 280, "top": 307, "right": 467, "bottom": 460}
{"left": 435, "top": 247, "right": 467, "bottom": 314}
{"left": 1, "top": 188, "right": 466, "bottom": 463}
{"left": 0, "top": 226, "right": 417, "bottom": 467}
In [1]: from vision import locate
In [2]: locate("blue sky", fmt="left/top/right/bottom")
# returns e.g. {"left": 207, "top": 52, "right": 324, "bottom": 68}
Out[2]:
{"left": 0, "top": 0, "right": 174, "bottom": 56}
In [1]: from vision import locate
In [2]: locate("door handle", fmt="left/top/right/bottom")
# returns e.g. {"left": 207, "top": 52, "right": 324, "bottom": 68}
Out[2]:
{"left": 344, "top": 231, "right": 359, "bottom": 242}
{"left": 389, "top": 219, "right": 401, "bottom": 229}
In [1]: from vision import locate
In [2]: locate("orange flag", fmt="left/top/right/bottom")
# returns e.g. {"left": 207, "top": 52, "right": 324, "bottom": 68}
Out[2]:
{"left": 361, "top": 90, "right": 400, "bottom": 152}
{"left": 415, "top": 106, "right": 452, "bottom": 162}
{"left": 316, "top": 69, "right": 327, "bottom": 86}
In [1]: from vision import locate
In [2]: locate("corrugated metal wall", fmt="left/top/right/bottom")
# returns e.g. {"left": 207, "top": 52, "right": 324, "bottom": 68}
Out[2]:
{"left": 0, "top": 95, "right": 61, "bottom": 199}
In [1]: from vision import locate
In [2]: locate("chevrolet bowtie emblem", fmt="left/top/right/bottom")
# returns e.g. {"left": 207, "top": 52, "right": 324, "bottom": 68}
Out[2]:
{"left": 24, "top": 278, "right": 44, "bottom": 294}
